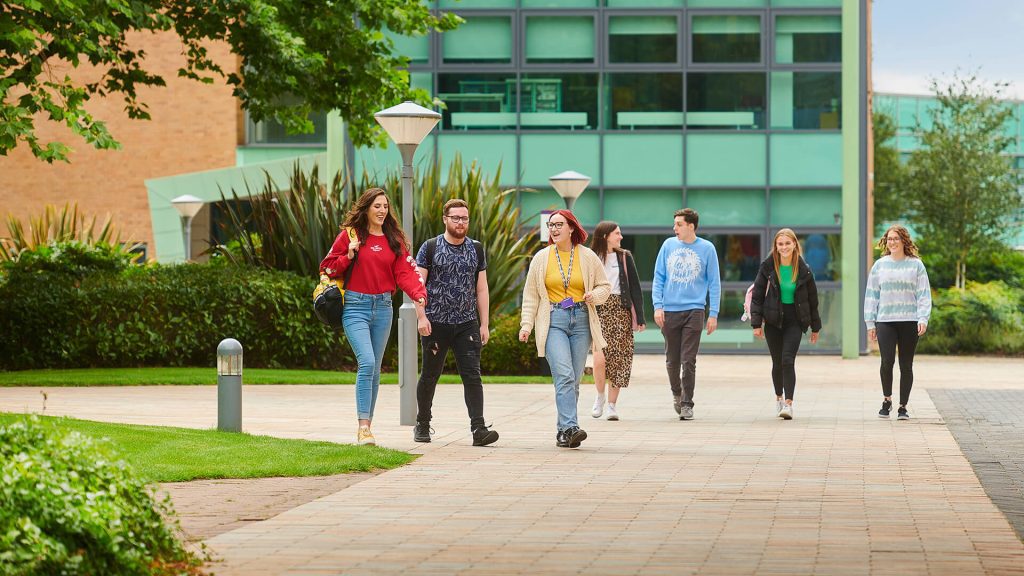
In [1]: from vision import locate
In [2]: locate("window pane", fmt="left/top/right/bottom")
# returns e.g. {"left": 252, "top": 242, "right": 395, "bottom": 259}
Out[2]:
{"left": 769, "top": 189, "right": 841, "bottom": 227}
{"left": 520, "top": 134, "right": 600, "bottom": 186}
{"left": 691, "top": 16, "right": 760, "bottom": 63}
{"left": 440, "top": 0, "right": 513, "bottom": 6}
{"left": 520, "top": 73, "right": 598, "bottom": 130}
{"left": 248, "top": 111, "right": 327, "bottom": 145}
{"left": 770, "top": 72, "right": 841, "bottom": 130}
{"left": 524, "top": 0, "right": 597, "bottom": 5}
{"left": 526, "top": 17, "right": 594, "bottom": 63}
{"left": 793, "top": 231, "right": 841, "bottom": 282}
{"left": 604, "top": 190, "right": 684, "bottom": 225}
{"left": 697, "top": 233, "right": 762, "bottom": 282}
{"left": 687, "top": 189, "right": 766, "bottom": 226}
{"left": 687, "top": 73, "right": 765, "bottom": 129}
{"left": 619, "top": 234, "right": 669, "bottom": 285}
{"left": 442, "top": 16, "right": 512, "bottom": 64}
{"left": 772, "top": 0, "right": 841, "bottom": 6}
{"left": 607, "top": 0, "right": 683, "bottom": 5}
{"left": 607, "top": 73, "right": 683, "bottom": 130}
{"left": 686, "top": 134, "right": 767, "bottom": 186}
{"left": 604, "top": 135, "right": 683, "bottom": 185}
{"left": 769, "top": 134, "right": 842, "bottom": 186}
{"left": 438, "top": 73, "right": 516, "bottom": 130}
{"left": 775, "top": 15, "right": 841, "bottom": 63}
{"left": 384, "top": 29, "right": 429, "bottom": 64}
{"left": 609, "top": 16, "right": 678, "bottom": 64}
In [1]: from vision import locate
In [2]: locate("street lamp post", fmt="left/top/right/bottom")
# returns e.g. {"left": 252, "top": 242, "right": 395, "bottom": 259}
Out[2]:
{"left": 548, "top": 170, "right": 591, "bottom": 211}
{"left": 374, "top": 101, "right": 441, "bottom": 426}
{"left": 171, "top": 195, "right": 204, "bottom": 261}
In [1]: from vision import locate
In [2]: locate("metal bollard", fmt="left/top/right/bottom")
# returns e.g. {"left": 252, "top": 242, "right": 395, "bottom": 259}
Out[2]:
{"left": 216, "top": 338, "right": 243, "bottom": 432}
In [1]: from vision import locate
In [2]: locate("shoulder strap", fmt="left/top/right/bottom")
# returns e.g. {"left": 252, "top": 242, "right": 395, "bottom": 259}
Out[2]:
{"left": 342, "top": 227, "right": 358, "bottom": 284}
{"left": 472, "top": 239, "right": 484, "bottom": 286}
{"left": 424, "top": 236, "right": 439, "bottom": 269}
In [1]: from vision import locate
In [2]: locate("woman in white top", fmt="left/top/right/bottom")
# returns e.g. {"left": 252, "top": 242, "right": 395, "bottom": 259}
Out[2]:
{"left": 588, "top": 221, "right": 647, "bottom": 421}
{"left": 864, "top": 225, "right": 932, "bottom": 420}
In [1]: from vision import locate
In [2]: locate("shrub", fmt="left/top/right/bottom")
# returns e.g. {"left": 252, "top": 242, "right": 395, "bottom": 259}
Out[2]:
{"left": 1, "top": 240, "right": 136, "bottom": 278}
{"left": 0, "top": 263, "right": 353, "bottom": 370}
{"left": 0, "top": 416, "right": 203, "bottom": 575}
{"left": 0, "top": 203, "right": 139, "bottom": 263}
{"left": 481, "top": 314, "right": 543, "bottom": 376}
{"left": 918, "top": 281, "right": 1024, "bottom": 355}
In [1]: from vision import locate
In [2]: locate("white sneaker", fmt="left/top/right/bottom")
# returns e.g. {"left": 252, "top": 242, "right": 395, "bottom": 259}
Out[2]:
{"left": 591, "top": 394, "right": 605, "bottom": 418}
{"left": 780, "top": 403, "right": 793, "bottom": 420}
{"left": 606, "top": 404, "right": 619, "bottom": 421}
{"left": 776, "top": 398, "right": 785, "bottom": 417}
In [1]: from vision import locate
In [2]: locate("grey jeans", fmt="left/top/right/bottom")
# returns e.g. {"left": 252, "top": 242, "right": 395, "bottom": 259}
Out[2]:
{"left": 662, "top": 309, "right": 705, "bottom": 408}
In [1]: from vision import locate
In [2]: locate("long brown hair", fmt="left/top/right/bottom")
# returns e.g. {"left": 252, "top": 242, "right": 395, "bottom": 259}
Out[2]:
{"left": 343, "top": 187, "right": 409, "bottom": 256}
{"left": 877, "top": 224, "right": 919, "bottom": 258}
{"left": 590, "top": 220, "right": 621, "bottom": 261}
{"left": 772, "top": 228, "right": 802, "bottom": 283}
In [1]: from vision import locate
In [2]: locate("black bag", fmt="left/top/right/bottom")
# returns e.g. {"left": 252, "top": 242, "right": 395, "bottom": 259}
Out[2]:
{"left": 313, "top": 229, "right": 358, "bottom": 330}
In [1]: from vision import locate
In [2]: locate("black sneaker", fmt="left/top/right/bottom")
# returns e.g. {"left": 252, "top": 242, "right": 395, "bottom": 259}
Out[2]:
{"left": 472, "top": 425, "right": 499, "bottom": 446}
{"left": 673, "top": 395, "right": 683, "bottom": 415}
{"left": 413, "top": 422, "right": 432, "bottom": 443}
{"left": 878, "top": 399, "right": 892, "bottom": 419}
{"left": 565, "top": 426, "right": 587, "bottom": 448}
{"left": 555, "top": 430, "right": 570, "bottom": 448}
{"left": 897, "top": 406, "right": 910, "bottom": 420}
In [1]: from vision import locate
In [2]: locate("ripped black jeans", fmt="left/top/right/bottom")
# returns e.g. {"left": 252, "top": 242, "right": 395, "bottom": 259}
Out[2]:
{"left": 416, "top": 319, "right": 485, "bottom": 429}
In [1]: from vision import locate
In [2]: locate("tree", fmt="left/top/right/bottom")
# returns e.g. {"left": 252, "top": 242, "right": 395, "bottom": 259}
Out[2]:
{"left": 871, "top": 109, "right": 907, "bottom": 234}
{"left": 903, "top": 74, "right": 1023, "bottom": 289}
{"left": 0, "top": 0, "right": 460, "bottom": 163}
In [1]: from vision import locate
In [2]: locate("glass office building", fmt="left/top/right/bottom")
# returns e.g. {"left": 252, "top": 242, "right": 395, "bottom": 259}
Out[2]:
{"left": 229, "top": 0, "right": 868, "bottom": 355}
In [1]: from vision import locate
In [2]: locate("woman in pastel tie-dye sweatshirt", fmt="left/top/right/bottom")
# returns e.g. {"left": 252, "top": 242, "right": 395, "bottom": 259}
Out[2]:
{"left": 864, "top": 225, "right": 932, "bottom": 421}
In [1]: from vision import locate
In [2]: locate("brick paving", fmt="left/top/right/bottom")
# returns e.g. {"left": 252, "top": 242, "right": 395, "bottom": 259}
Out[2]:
{"left": 2, "top": 355, "right": 1023, "bottom": 575}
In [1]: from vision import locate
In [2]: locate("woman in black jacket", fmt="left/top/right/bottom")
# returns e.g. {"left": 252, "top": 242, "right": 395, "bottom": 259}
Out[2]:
{"left": 588, "top": 221, "right": 647, "bottom": 421}
{"left": 749, "top": 228, "right": 822, "bottom": 420}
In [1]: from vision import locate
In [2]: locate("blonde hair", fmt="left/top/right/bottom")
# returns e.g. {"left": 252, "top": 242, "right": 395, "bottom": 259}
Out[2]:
{"left": 877, "top": 224, "right": 919, "bottom": 258}
{"left": 772, "top": 228, "right": 802, "bottom": 283}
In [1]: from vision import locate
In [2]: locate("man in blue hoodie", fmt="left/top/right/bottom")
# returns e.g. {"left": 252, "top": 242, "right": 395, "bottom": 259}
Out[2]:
{"left": 652, "top": 208, "right": 721, "bottom": 420}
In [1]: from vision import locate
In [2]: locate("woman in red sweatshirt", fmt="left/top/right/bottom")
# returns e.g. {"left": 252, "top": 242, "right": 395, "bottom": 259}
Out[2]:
{"left": 320, "top": 187, "right": 427, "bottom": 446}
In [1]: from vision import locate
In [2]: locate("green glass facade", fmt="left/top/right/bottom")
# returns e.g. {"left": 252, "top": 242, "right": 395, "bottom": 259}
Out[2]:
{"left": 229, "top": 0, "right": 867, "bottom": 355}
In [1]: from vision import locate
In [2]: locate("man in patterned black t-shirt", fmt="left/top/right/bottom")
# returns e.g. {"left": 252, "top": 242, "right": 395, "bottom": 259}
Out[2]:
{"left": 413, "top": 199, "right": 499, "bottom": 446}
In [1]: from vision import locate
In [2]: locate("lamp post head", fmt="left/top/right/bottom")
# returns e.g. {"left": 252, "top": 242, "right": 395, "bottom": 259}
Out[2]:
{"left": 548, "top": 170, "right": 591, "bottom": 210}
{"left": 374, "top": 101, "right": 441, "bottom": 147}
{"left": 171, "top": 194, "right": 204, "bottom": 219}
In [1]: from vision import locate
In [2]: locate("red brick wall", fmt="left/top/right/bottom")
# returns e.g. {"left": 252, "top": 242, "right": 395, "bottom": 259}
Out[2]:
{"left": 0, "top": 31, "right": 239, "bottom": 252}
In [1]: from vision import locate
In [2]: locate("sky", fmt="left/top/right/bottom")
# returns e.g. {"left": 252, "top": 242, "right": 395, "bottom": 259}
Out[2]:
{"left": 872, "top": 0, "right": 1024, "bottom": 100}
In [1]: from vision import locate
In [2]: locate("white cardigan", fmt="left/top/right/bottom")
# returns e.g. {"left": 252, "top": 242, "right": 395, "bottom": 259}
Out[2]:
{"left": 520, "top": 245, "right": 612, "bottom": 357}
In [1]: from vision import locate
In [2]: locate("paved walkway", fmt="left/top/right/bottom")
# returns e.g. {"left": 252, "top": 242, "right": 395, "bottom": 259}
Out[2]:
{"left": 2, "top": 355, "right": 1023, "bottom": 575}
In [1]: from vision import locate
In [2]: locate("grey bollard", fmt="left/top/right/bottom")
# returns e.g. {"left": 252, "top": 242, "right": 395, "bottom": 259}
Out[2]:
{"left": 217, "top": 338, "right": 243, "bottom": 432}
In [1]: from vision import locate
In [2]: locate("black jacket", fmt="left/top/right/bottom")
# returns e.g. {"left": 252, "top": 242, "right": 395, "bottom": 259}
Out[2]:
{"left": 749, "top": 255, "right": 822, "bottom": 333}
{"left": 606, "top": 249, "right": 647, "bottom": 326}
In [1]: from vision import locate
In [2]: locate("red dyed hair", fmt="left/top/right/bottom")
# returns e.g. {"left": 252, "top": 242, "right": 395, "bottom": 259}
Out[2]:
{"left": 549, "top": 209, "right": 588, "bottom": 246}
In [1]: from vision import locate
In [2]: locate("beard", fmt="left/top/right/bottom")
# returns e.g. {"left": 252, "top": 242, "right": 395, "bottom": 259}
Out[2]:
{"left": 446, "top": 225, "right": 467, "bottom": 239}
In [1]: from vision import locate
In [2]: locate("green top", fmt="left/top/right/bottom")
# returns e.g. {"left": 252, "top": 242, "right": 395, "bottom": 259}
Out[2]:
{"left": 779, "top": 265, "right": 796, "bottom": 304}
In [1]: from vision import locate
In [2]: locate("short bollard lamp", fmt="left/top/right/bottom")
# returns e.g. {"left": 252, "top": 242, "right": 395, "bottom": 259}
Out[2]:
{"left": 216, "top": 338, "right": 243, "bottom": 432}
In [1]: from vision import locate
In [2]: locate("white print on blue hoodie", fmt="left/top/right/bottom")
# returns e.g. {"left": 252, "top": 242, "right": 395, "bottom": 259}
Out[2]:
{"left": 652, "top": 236, "right": 721, "bottom": 317}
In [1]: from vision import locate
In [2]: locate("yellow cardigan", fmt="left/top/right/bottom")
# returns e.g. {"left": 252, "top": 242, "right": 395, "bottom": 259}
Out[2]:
{"left": 520, "top": 245, "right": 612, "bottom": 357}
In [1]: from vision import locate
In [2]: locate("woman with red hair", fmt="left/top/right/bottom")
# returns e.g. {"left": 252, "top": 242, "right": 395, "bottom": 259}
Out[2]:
{"left": 519, "top": 210, "right": 611, "bottom": 448}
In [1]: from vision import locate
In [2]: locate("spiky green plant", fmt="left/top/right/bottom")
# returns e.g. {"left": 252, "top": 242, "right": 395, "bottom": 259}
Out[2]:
{"left": 0, "top": 203, "right": 136, "bottom": 262}
{"left": 368, "top": 154, "right": 540, "bottom": 314}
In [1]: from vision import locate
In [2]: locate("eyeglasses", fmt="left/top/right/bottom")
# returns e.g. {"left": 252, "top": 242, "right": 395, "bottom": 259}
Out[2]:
{"left": 886, "top": 237, "right": 901, "bottom": 243}
{"left": 446, "top": 216, "right": 469, "bottom": 223}
{"left": 546, "top": 221, "right": 566, "bottom": 230}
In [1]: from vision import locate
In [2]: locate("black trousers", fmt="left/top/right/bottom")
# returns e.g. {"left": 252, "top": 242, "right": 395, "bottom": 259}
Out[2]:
{"left": 662, "top": 310, "right": 705, "bottom": 408}
{"left": 764, "top": 304, "right": 802, "bottom": 401}
{"left": 876, "top": 321, "right": 919, "bottom": 406}
{"left": 416, "top": 319, "right": 485, "bottom": 429}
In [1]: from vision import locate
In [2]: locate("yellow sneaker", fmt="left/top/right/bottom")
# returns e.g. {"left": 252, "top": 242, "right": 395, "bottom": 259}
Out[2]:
{"left": 357, "top": 426, "right": 376, "bottom": 446}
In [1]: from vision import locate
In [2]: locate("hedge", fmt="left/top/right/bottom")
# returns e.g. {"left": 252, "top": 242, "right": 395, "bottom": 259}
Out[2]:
{"left": 918, "top": 281, "right": 1024, "bottom": 355}
{"left": 0, "top": 416, "right": 203, "bottom": 575}
{"left": 0, "top": 259, "right": 540, "bottom": 373}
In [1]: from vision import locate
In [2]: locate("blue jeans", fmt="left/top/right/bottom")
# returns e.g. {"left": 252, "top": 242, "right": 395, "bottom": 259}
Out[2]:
{"left": 545, "top": 306, "right": 592, "bottom": 431}
{"left": 342, "top": 290, "right": 393, "bottom": 420}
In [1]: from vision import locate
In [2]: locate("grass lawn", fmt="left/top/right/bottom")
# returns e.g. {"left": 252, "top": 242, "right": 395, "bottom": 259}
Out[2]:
{"left": 0, "top": 412, "right": 415, "bottom": 483}
{"left": 0, "top": 367, "right": 560, "bottom": 386}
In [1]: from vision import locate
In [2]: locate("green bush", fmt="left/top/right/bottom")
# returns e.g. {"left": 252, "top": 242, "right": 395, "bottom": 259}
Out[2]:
{"left": 0, "top": 263, "right": 352, "bottom": 370}
{"left": 918, "top": 281, "right": 1024, "bottom": 355}
{"left": 1, "top": 240, "right": 136, "bottom": 278}
{"left": 919, "top": 238, "right": 1024, "bottom": 289}
{"left": 0, "top": 416, "right": 203, "bottom": 575}
{"left": 481, "top": 313, "right": 543, "bottom": 376}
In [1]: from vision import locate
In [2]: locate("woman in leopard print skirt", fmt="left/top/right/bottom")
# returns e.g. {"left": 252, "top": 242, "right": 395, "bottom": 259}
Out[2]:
{"left": 589, "top": 221, "right": 647, "bottom": 421}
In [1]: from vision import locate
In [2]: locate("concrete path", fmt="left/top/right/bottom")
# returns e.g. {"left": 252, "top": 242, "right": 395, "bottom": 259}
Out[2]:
{"left": 2, "top": 355, "right": 1023, "bottom": 575}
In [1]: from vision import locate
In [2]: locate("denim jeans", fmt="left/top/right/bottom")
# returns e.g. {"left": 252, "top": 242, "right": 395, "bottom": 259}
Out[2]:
{"left": 417, "top": 319, "right": 485, "bottom": 429}
{"left": 342, "top": 290, "right": 394, "bottom": 420}
{"left": 545, "top": 305, "right": 592, "bottom": 431}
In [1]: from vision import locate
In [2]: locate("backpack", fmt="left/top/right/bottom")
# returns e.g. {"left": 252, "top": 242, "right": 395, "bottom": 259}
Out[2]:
{"left": 740, "top": 283, "right": 755, "bottom": 323}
